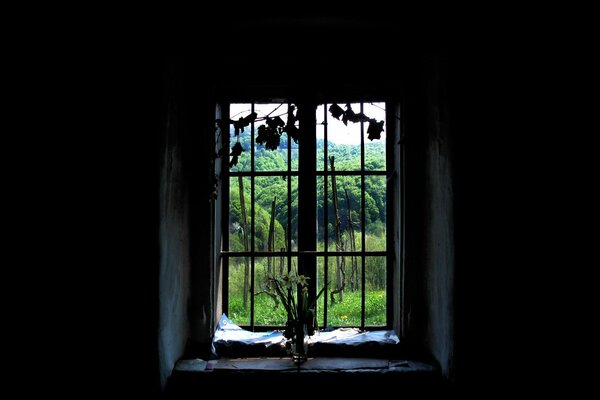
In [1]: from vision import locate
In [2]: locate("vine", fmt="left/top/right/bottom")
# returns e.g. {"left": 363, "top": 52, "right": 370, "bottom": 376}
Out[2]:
{"left": 209, "top": 102, "right": 386, "bottom": 200}
{"left": 226, "top": 102, "right": 384, "bottom": 168}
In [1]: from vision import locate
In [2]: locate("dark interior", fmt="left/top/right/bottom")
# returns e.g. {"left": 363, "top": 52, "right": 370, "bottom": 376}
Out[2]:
{"left": 55, "top": 14, "right": 559, "bottom": 396}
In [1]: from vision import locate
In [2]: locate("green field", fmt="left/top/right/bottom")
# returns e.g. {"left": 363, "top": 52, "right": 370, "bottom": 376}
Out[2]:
{"left": 228, "top": 289, "right": 386, "bottom": 328}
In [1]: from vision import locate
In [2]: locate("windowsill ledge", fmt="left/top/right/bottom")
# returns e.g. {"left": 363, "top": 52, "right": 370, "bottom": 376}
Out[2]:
{"left": 176, "top": 356, "right": 435, "bottom": 373}
{"left": 167, "top": 357, "right": 443, "bottom": 394}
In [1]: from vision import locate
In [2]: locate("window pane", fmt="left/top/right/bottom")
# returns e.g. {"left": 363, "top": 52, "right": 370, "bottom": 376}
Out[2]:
{"left": 316, "top": 104, "right": 326, "bottom": 171}
{"left": 290, "top": 176, "right": 298, "bottom": 251}
{"left": 229, "top": 176, "right": 251, "bottom": 251}
{"left": 363, "top": 102, "right": 386, "bottom": 171}
{"left": 328, "top": 175, "right": 362, "bottom": 251}
{"left": 365, "top": 256, "right": 386, "bottom": 326}
{"left": 327, "top": 102, "right": 361, "bottom": 172}
{"left": 229, "top": 103, "right": 252, "bottom": 172}
{"left": 289, "top": 131, "right": 299, "bottom": 171}
{"left": 255, "top": 103, "right": 288, "bottom": 171}
{"left": 254, "top": 176, "right": 288, "bottom": 251}
{"left": 254, "top": 256, "right": 293, "bottom": 326}
{"left": 317, "top": 176, "right": 326, "bottom": 251}
{"left": 328, "top": 256, "right": 362, "bottom": 326}
{"left": 317, "top": 256, "right": 327, "bottom": 328}
{"left": 228, "top": 256, "right": 251, "bottom": 326}
{"left": 364, "top": 175, "right": 386, "bottom": 251}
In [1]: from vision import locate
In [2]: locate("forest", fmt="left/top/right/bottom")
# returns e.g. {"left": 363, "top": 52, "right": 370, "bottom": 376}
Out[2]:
{"left": 227, "top": 121, "right": 387, "bottom": 328}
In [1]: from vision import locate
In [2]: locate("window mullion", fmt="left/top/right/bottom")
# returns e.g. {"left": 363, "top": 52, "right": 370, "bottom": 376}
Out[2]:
{"left": 323, "top": 104, "right": 329, "bottom": 327}
{"left": 250, "top": 102, "right": 256, "bottom": 330}
{"left": 360, "top": 102, "right": 366, "bottom": 330}
{"left": 297, "top": 101, "right": 317, "bottom": 316}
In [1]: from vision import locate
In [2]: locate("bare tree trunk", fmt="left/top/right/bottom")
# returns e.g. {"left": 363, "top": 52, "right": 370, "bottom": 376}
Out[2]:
{"left": 239, "top": 176, "right": 250, "bottom": 309}
{"left": 345, "top": 188, "right": 358, "bottom": 291}
{"left": 329, "top": 156, "right": 345, "bottom": 303}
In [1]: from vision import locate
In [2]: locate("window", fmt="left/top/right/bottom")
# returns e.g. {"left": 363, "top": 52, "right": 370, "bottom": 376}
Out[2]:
{"left": 219, "top": 100, "right": 396, "bottom": 331}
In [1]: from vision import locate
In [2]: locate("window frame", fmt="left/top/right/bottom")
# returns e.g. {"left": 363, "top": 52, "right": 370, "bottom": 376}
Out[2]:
{"left": 217, "top": 98, "right": 400, "bottom": 332}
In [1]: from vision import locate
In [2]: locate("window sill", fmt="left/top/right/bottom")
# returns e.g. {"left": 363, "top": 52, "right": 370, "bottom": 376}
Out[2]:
{"left": 168, "top": 357, "right": 442, "bottom": 394}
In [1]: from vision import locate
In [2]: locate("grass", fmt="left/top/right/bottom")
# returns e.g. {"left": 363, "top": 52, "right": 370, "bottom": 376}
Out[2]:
{"left": 228, "top": 289, "right": 386, "bottom": 328}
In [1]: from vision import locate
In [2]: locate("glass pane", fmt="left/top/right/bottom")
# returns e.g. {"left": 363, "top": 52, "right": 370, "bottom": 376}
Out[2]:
{"left": 316, "top": 104, "right": 326, "bottom": 171}
{"left": 229, "top": 103, "right": 252, "bottom": 172}
{"left": 317, "top": 256, "right": 327, "bottom": 328}
{"left": 228, "top": 256, "right": 251, "bottom": 326}
{"left": 288, "top": 103, "right": 299, "bottom": 171}
{"left": 327, "top": 102, "right": 361, "bottom": 172}
{"left": 328, "top": 175, "right": 362, "bottom": 251}
{"left": 327, "top": 256, "right": 362, "bottom": 326}
{"left": 290, "top": 176, "right": 298, "bottom": 251}
{"left": 289, "top": 131, "right": 299, "bottom": 171}
{"left": 255, "top": 103, "right": 288, "bottom": 171}
{"left": 254, "top": 176, "right": 287, "bottom": 251}
{"left": 229, "top": 176, "right": 251, "bottom": 251}
{"left": 365, "top": 256, "right": 386, "bottom": 326}
{"left": 363, "top": 102, "right": 386, "bottom": 171}
{"left": 317, "top": 176, "right": 326, "bottom": 251}
{"left": 364, "top": 175, "right": 386, "bottom": 251}
{"left": 254, "top": 256, "right": 293, "bottom": 326}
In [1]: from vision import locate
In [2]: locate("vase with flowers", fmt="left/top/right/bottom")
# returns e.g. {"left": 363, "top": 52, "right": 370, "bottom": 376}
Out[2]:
{"left": 267, "top": 272, "right": 326, "bottom": 365}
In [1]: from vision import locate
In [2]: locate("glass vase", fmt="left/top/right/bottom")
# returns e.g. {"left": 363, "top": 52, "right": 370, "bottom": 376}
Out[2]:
{"left": 291, "top": 322, "right": 308, "bottom": 365}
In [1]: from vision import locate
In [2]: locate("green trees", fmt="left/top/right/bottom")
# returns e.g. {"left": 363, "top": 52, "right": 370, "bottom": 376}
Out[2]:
{"left": 228, "top": 133, "right": 387, "bottom": 325}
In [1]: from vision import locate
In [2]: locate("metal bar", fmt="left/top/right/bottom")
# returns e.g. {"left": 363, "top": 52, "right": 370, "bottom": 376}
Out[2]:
{"left": 297, "top": 100, "right": 317, "bottom": 322}
{"left": 385, "top": 101, "right": 394, "bottom": 329}
{"left": 229, "top": 170, "right": 385, "bottom": 177}
{"left": 250, "top": 102, "right": 255, "bottom": 330}
{"left": 360, "top": 102, "right": 366, "bottom": 330}
{"left": 323, "top": 103, "right": 329, "bottom": 327}
{"left": 229, "top": 170, "right": 300, "bottom": 177}
{"left": 222, "top": 104, "right": 231, "bottom": 317}
{"left": 221, "top": 250, "right": 386, "bottom": 257}
{"left": 287, "top": 102, "right": 293, "bottom": 285}
{"left": 320, "top": 170, "right": 386, "bottom": 176}
{"left": 238, "top": 325, "right": 392, "bottom": 332}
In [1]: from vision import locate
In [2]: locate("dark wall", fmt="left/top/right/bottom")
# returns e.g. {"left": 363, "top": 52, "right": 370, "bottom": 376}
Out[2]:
{"left": 157, "top": 58, "right": 191, "bottom": 388}
{"left": 81, "top": 17, "right": 508, "bottom": 394}
{"left": 154, "top": 18, "right": 461, "bottom": 389}
{"left": 421, "top": 53, "right": 454, "bottom": 378}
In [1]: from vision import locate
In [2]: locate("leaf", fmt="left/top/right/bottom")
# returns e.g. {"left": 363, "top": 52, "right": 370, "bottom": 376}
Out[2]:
{"left": 231, "top": 112, "right": 257, "bottom": 136}
{"left": 354, "top": 112, "right": 370, "bottom": 123}
{"left": 242, "top": 111, "right": 257, "bottom": 124}
{"left": 287, "top": 105, "right": 297, "bottom": 123}
{"left": 232, "top": 118, "right": 245, "bottom": 136}
{"left": 267, "top": 116, "right": 285, "bottom": 130}
{"left": 256, "top": 125, "right": 281, "bottom": 150}
{"left": 329, "top": 104, "right": 344, "bottom": 120}
{"left": 255, "top": 125, "right": 269, "bottom": 144}
{"left": 229, "top": 141, "right": 244, "bottom": 167}
{"left": 265, "top": 131, "right": 281, "bottom": 150}
{"left": 283, "top": 105, "right": 300, "bottom": 143}
{"left": 284, "top": 123, "right": 300, "bottom": 143}
{"left": 342, "top": 103, "right": 356, "bottom": 125}
{"left": 367, "top": 119, "right": 385, "bottom": 140}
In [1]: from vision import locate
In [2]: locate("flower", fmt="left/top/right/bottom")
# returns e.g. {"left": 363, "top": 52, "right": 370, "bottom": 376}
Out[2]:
{"left": 266, "top": 272, "right": 326, "bottom": 340}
